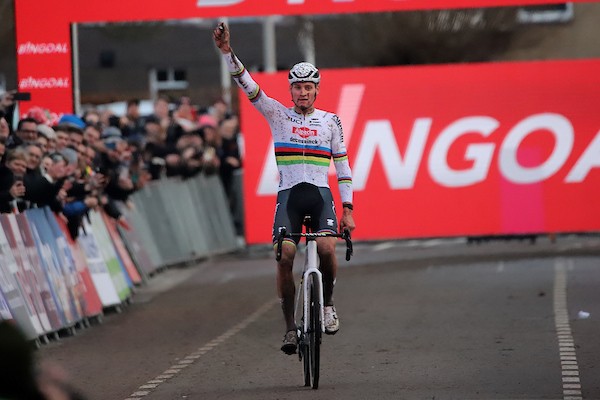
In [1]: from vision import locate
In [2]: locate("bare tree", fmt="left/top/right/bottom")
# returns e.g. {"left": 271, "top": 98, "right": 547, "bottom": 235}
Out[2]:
{"left": 311, "top": 8, "right": 519, "bottom": 67}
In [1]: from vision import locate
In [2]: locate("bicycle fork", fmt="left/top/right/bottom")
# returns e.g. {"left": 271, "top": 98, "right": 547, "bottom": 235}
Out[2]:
{"left": 300, "top": 240, "right": 325, "bottom": 335}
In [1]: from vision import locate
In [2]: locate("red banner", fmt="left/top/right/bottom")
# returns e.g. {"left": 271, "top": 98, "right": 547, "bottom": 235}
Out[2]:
{"left": 17, "top": 0, "right": 594, "bottom": 24}
{"left": 240, "top": 59, "right": 600, "bottom": 243}
{"left": 14, "top": 0, "right": 596, "bottom": 115}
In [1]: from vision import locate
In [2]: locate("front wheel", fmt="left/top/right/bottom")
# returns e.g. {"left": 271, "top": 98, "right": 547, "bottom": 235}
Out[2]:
{"left": 309, "top": 273, "right": 321, "bottom": 389}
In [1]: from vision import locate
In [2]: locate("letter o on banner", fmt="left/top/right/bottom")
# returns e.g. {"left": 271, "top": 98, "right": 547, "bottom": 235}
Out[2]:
{"left": 499, "top": 113, "right": 574, "bottom": 184}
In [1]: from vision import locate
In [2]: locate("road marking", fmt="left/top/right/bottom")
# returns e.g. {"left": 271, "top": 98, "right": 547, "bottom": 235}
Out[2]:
{"left": 496, "top": 261, "right": 505, "bottom": 273}
{"left": 554, "top": 259, "right": 583, "bottom": 400}
{"left": 372, "top": 241, "right": 396, "bottom": 252}
{"left": 124, "top": 298, "right": 278, "bottom": 399}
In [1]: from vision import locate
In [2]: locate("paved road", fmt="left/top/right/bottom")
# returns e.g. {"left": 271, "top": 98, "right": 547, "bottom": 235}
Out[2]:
{"left": 38, "top": 236, "right": 600, "bottom": 400}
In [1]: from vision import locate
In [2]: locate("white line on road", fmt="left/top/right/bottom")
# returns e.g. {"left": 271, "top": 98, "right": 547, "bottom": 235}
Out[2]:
{"left": 554, "top": 259, "right": 583, "bottom": 400}
{"left": 124, "top": 298, "right": 278, "bottom": 399}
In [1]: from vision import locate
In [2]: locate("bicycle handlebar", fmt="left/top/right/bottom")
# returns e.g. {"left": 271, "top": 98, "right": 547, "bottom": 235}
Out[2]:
{"left": 275, "top": 228, "right": 353, "bottom": 262}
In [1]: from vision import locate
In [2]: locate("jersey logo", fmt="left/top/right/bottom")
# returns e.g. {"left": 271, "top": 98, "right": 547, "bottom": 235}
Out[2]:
{"left": 292, "top": 126, "right": 317, "bottom": 138}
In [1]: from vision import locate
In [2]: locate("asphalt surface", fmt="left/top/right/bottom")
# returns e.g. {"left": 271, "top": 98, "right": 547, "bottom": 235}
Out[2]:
{"left": 37, "top": 235, "right": 600, "bottom": 400}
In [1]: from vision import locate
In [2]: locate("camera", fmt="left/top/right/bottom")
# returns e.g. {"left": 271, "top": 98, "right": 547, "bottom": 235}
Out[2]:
{"left": 12, "top": 92, "right": 31, "bottom": 101}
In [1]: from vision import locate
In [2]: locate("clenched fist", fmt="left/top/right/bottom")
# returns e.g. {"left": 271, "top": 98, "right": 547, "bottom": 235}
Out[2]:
{"left": 213, "top": 22, "right": 231, "bottom": 54}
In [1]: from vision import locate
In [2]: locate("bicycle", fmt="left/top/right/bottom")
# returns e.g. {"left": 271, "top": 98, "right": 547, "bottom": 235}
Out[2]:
{"left": 276, "top": 218, "right": 353, "bottom": 389}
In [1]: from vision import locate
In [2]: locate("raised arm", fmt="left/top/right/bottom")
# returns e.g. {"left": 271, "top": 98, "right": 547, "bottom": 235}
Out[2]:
{"left": 213, "top": 23, "right": 284, "bottom": 120}
{"left": 213, "top": 23, "right": 262, "bottom": 103}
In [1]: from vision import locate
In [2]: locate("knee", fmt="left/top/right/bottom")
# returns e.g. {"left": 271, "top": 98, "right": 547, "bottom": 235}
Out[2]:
{"left": 276, "top": 243, "right": 296, "bottom": 270}
{"left": 317, "top": 240, "right": 336, "bottom": 260}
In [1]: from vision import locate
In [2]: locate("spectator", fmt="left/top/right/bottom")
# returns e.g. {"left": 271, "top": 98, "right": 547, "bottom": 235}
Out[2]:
{"left": 198, "top": 114, "right": 221, "bottom": 175}
{"left": 151, "top": 96, "right": 171, "bottom": 128}
{"left": 143, "top": 117, "right": 177, "bottom": 179}
{"left": 0, "top": 136, "right": 6, "bottom": 161}
{"left": 174, "top": 132, "right": 203, "bottom": 178}
{"left": 217, "top": 117, "right": 243, "bottom": 234}
{"left": 25, "top": 143, "right": 44, "bottom": 177}
{"left": 218, "top": 116, "right": 242, "bottom": 195}
{"left": 24, "top": 152, "right": 67, "bottom": 212}
{"left": 120, "top": 99, "right": 144, "bottom": 138}
{"left": 83, "top": 123, "right": 101, "bottom": 148}
{"left": 6, "top": 117, "right": 38, "bottom": 149}
{"left": 82, "top": 108, "right": 101, "bottom": 126}
{"left": 0, "top": 321, "right": 87, "bottom": 400}
{"left": 60, "top": 147, "right": 79, "bottom": 179}
{"left": 36, "top": 124, "right": 57, "bottom": 153}
{"left": 99, "top": 134, "right": 135, "bottom": 202}
{"left": 0, "top": 320, "right": 45, "bottom": 400}
{"left": 173, "top": 96, "right": 198, "bottom": 134}
{"left": 57, "top": 114, "right": 86, "bottom": 150}
{"left": 0, "top": 147, "right": 27, "bottom": 213}
{"left": 53, "top": 124, "right": 70, "bottom": 152}
{"left": 0, "top": 91, "right": 16, "bottom": 136}
{"left": 62, "top": 146, "right": 99, "bottom": 239}
{"left": 209, "top": 97, "right": 231, "bottom": 125}
{"left": 68, "top": 128, "right": 84, "bottom": 148}
{"left": 0, "top": 110, "right": 10, "bottom": 141}
{"left": 98, "top": 109, "right": 115, "bottom": 129}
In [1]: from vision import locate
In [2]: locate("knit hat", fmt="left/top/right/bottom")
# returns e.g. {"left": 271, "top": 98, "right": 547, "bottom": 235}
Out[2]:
{"left": 36, "top": 124, "right": 57, "bottom": 140}
{"left": 198, "top": 114, "right": 217, "bottom": 129}
{"left": 58, "top": 114, "right": 86, "bottom": 130}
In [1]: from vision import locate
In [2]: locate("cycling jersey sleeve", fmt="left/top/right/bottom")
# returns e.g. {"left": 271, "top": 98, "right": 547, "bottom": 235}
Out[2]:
{"left": 330, "top": 114, "right": 353, "bottom": 205}
{"left": 222, "top": 52, "right": 283, "bottom": 121}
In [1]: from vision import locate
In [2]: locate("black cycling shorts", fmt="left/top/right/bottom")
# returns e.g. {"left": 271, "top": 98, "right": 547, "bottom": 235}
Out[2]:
{"left": 272, "top": 182, "right": 338, "bottom": 245}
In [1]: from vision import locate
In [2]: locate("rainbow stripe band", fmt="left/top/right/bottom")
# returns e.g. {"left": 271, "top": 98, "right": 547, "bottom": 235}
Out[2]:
{"left": 275, "top": 143, "right": 332, "bottom": 166}
{"left": 317, "top": 229, "right": 338, "bottom": 235}
{"left": 231, "top": 66, "right": 245, "bottom": 78}
{"left": 333, "top": 152, "right": 348, "bottom": 162}
{"left": 248, "top": 87, "right": 261, "bottom": 102}
{"left": 273, "top": 238, "right": 298, "bottom": 247}
{"left": 338, "top": 178, "right": 352, "bottom": 185}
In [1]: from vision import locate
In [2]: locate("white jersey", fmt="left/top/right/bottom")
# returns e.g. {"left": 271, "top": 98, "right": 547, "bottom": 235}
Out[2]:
{"left": 223, "top": 52, "right": 353, "bottom": 204}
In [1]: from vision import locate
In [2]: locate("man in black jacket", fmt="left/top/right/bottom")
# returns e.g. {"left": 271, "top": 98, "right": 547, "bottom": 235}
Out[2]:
{"left": 24, "top": 152, "right": 67, "bottom": 212}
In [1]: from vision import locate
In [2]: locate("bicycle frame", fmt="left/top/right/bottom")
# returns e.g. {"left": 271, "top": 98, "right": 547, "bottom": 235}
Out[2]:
{"left": 300, "top": 240, "right": 325, "bottom": 335}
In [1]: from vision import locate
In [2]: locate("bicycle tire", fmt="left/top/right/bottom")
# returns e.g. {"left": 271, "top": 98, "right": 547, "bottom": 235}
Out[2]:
{"left": 297, "top": 275, "right": 311, "bottom": 387}
{"left": 302, "top": 343, "right": 310, "bottom": 386}
{"left": 302, "top": 331, "right": 311, "bottom": 387}
{"left": 309, "top": 273, "right": 321, "bottom": 389}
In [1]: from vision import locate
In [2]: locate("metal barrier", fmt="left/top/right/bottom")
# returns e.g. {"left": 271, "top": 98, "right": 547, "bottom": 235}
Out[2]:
{"left": 127, "top": 174, "right": 241, "bottom": 269}
{"left": 0, "top": 173, "right": 241, "bottom": 343}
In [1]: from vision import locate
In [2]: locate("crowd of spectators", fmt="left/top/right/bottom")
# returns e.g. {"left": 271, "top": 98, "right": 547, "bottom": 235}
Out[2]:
{"left": 0, "top": 91, "right": 243, "bottom": 239}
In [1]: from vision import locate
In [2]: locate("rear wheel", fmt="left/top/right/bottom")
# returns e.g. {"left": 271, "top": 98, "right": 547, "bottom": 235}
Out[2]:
{"left": 309, "top": 273, "right": 321, "bottom": 389}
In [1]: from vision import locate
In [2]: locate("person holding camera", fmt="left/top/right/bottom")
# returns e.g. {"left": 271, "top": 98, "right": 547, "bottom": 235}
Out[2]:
{"left": 0, "top": 147, "right": 27, "bottom": 213}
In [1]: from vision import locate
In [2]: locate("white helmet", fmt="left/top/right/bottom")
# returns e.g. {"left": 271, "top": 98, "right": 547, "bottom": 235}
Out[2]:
{"left": 288, "top": 62, "right": 320, "bottom": 85}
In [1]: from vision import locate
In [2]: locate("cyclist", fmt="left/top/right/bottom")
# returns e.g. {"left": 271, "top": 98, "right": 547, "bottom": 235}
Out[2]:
{"left": 213, "top": 23, "right": 355, "bottom": 355}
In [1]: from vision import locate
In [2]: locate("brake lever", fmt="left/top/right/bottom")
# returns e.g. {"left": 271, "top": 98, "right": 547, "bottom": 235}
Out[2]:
{"left": 276, "top": 227, "right": 286, "bottom": 261}
{"left": 343, "top": 229, "right": 353, "bottom": 261}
